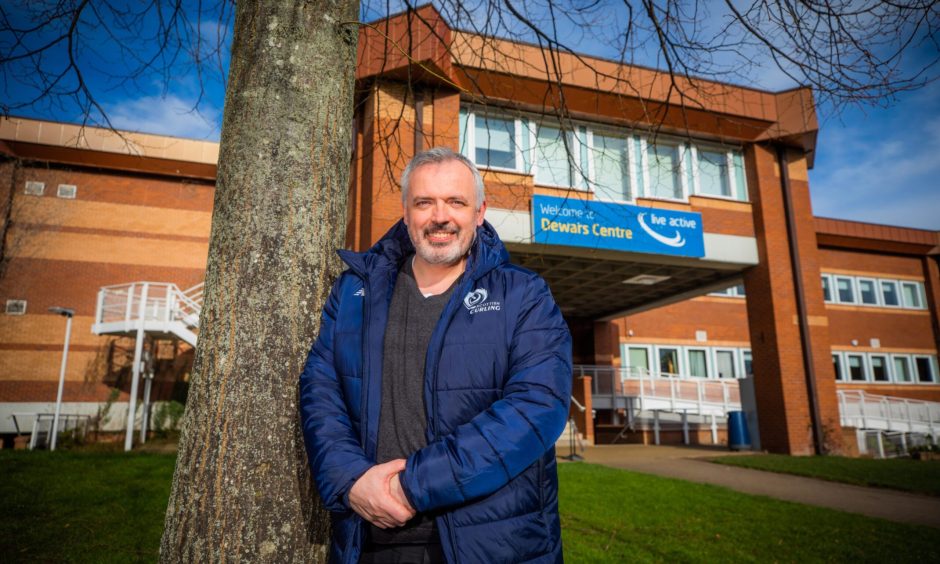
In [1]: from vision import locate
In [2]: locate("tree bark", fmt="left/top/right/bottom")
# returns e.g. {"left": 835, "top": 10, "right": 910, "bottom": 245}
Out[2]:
{"left": 160, "top": 0, "right": 359, "bottom": 561}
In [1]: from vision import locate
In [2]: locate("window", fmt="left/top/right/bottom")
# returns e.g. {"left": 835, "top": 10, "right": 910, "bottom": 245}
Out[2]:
{"left": 870, "top": 355, "right": 889, "bottom": 382}
{"left": 658, "top": 347, "right": 680, "bottom": 376}
{"left": 5, "top": 299, "right": 26, "bottom": 315}
{"left": 901, "top": 282, "right": 924, "bottom": 309}
{"left": 832, "top": 354, "right": 843, "bottom": 381}
{"left": 835, "top": 277, "right": 855, "bottom": 303}
{"left": 847, "top": 354, "right": 866, "bottom": 381}
{"left": 535, "top": 125, "right": 585, "bottom": 188}
{"left": 881, "top": 280, "right": 900, "bottom": 306}
{"left": 696, "top": 148, "right": 731, "bottom": 197}
{"left": 646, "top": 142, "right": 683, "bottom": 199}
{"left": 709, "top": 284, "right": 745, "bottom": 298}
{"left": 627, "top": 346, "right": 652, "bottom": 378}
{"left": 821, "top": 275, "right": 832, "bottom": 302}
{"left": 687, "top": 349, "right": 709, "bottom": 378}
{"left": 857, "top": 278, "right": 878, "bottom": 305}
{"left": 893, "top": 356, "right": 913, "bottom": 383}
{"left": 591, "top": 132, "right": 632, "bottom": 201}
{"left": 474, "top": 114, "right": 517, "bottom": 169}
{"left": 742, "top": 350, "right": 753, "bottom": 378}
{"left": 715, "top": 350, "right": 737, "bottom": 379}
{"left": 915, "top": 356, "right": 936, "bottom": 383}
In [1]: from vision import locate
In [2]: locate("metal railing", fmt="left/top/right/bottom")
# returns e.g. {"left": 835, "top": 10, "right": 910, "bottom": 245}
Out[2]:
{"left": 577, "top": 364, "right": 742, "bottom": 416}
{"left": 95, "top": 281, "right": 203, "bottom": 329}
{"left": 838, "top": 390, "right": 940, "bottom": 435}
{"left": 13, "top": 412, "right": 92, "bottom": 450}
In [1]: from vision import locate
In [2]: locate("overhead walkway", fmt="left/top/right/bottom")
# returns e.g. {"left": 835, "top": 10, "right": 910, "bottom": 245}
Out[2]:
{"left": 92, "top": 281, "right": 203, "bottom": 450}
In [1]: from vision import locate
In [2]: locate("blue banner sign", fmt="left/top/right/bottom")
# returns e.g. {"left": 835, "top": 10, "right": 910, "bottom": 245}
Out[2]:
{"left": 532, "top": 195, "right": 705, "bottom": 257}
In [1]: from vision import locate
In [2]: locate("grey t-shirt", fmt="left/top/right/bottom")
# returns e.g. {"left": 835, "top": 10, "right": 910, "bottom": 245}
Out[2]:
{"left": 371, "top": 256, "right": 460, "bottom": 544}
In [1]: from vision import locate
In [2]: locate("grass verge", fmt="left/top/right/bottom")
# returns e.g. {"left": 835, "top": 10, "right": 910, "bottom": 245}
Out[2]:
{"left": 559, "top": 462, "right": 939, "bottom": 562}
{"left": 709, "top": 453, "right": 940, "bottom": 496}
{"left": 1, "top": 452, "right": 937, "bottom": 562}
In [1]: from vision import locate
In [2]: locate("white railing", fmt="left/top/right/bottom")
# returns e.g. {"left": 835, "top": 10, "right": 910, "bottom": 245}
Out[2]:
{"left": 838, "top": 390, "right": 940, "bottom": 435}
{"left": 95, "top": 281, "right": 203, "bottom": 329}
{"left": 13, "top": 412, "right": 92, "bottom": 450}
{"left": 578, "top": 364, "right": 742, "bottom": 417}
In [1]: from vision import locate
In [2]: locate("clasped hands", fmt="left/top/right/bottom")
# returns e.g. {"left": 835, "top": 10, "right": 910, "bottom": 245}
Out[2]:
{"left": 348, "top": 458, "right": 416, "bottom": 528}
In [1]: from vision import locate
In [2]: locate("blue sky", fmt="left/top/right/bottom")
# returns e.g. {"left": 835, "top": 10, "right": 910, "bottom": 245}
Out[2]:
{"left": 2, "top": 2, "right": 937, "bottom": 230}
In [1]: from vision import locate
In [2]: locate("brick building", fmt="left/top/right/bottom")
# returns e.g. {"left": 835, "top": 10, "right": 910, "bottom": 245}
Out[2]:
{"left": 1, "top": 7, "right": 937, "bottom": 454}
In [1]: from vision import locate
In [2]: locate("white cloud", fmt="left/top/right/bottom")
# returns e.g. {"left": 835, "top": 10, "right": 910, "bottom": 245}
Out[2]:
{"left": 106, "top": 94, "right": 222, "bottom": 140}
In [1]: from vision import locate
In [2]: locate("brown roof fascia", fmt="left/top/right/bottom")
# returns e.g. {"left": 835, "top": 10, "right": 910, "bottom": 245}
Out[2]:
{"left": 356, "top": 5, "right": 459, "bottom": 89}
{"left": 7, "top": 141, "right": 217, "bottom": 181}
{"left": 815, "top": 216, "right": 940, "bottom": 256}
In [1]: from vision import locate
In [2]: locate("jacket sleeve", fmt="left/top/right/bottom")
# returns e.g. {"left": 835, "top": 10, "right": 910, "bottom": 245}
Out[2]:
{"left": 298, "top": 277, "right": 373, "bottom": 512}
{"left": 398, "top": 274, "right": 572, "bottom": 513}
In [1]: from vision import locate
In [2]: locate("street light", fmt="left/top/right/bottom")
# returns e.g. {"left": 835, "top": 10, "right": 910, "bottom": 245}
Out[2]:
{"left": 48, "top": 306, "right": 74, "bottom": 451}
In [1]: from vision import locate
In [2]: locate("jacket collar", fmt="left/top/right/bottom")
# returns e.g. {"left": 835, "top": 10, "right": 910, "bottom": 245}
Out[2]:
{"left": 338, "top": 219, "right": 509, "bottom": 282}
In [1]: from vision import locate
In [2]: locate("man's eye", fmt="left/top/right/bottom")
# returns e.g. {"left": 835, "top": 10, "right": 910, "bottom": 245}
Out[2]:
{"left": 450, "top": 200, "right": 466, "bottom": 207}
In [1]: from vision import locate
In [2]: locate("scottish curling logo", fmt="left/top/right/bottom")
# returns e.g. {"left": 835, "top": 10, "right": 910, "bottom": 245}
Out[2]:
{"left": 464, "top": 288, "right": 500, "bottom": 314}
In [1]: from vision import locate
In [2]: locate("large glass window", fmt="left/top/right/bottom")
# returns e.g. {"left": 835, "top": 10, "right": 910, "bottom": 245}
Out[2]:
{"left": 591, "top": 133, "right": 632, "bottom": 201}
{"left": 687, "top": 349, "right": 709, "bottom": 378}
{"left": 893, "top": 356, "right": 913, "bottom": 383}
{"left": 858, "top": 279, "right": 878, "bottom": 305}
{"left": 658, "top": 347, "right": 680, "bottom": 376}
{"left": 697, "top": 149, "right": 731, "bottom": 197}
{"left": 901, "top": 282, "right": 923, "bottom": 309}
{"left": 742, "top": 350, "right": 753, "bottom": 378}
{"left": 881, "top": 280, "right": 900, "bottom": 306}
{"left": 647, "top": 142, "right": 682, "bottom": 199}
{"left": 474, "top": 115, "right": 517, "bottom": 169}
{"left": 847, "top": 354, "right": 866, "bottom": 381}
{"left": 870, "top": 355, "right": 889, "bottom": 382}
{"left": 534, "top": 125, "right": 572, "bottom": 186}
{"left": 715, "top": 350, "right": 737, "bottom": 379}
{"left": 915, "top": 356, "right": 936, "bottom": 383}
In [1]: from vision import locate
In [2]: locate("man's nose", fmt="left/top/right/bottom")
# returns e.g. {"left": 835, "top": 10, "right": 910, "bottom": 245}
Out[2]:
{"left": 430, "top": 202, "right": 450, "bottom": 223}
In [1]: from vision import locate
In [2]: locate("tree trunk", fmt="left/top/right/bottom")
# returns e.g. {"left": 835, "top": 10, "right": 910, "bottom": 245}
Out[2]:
{"left": 160, "top": 0, "right": 359, "bottom": 561}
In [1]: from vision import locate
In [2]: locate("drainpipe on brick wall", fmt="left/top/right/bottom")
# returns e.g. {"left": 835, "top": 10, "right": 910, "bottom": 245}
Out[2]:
{"left": 777, "top": 145, "right": 825, "bottom": 455}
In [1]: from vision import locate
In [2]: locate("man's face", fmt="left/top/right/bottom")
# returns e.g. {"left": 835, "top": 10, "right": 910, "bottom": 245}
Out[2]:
{"left": 403, "top": 160, "right": 486, "bottom": 267}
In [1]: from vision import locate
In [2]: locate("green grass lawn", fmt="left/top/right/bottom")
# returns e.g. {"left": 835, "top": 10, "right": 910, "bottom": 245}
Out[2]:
{"left": 2, "top": 452, "right": 938, "bottom": 562}
{"left": 1, "top": 450, "right": 175, "bottom": 563}
{"left": 710, "top": 453, "right": 940, "bottom": 496}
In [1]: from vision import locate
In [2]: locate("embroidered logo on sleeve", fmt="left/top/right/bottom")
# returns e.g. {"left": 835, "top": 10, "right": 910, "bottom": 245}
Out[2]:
{"left": 353, "top": 287, "right": 365, "bottom": 297}
{"left": 463, "top": 288, "right": 500, "bottom": 314}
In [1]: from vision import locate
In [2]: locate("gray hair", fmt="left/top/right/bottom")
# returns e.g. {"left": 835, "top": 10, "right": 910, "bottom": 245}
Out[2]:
{"left": 401, "top": 147, "right": 486, "bottom": 210}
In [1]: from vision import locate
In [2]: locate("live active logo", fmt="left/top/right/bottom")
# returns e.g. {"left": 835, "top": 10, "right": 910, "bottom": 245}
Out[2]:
{"left": 532, "top": 195, "right": 705, "bottom": 258}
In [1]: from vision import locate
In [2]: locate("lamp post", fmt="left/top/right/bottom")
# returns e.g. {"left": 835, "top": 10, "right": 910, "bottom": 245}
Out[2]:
{"left": 48, "top": 306, "right": 74, "bottom": 451}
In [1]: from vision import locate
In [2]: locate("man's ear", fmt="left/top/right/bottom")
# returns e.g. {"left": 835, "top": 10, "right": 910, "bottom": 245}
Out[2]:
{"left": 476, "top": 200, "right": 487, "bottom": 226}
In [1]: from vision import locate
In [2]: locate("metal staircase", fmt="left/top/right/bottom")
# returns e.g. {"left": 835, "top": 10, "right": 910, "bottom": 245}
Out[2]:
{"left": 92, "top": 281, "right": 204, "bottom": 346}
{"left": 92, "top": 281, "right": 203, "bottom": 450}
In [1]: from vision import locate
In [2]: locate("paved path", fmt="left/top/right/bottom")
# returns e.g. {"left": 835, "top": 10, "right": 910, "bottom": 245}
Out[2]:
{"left": 568, "top": 444, "right": 940, "bottom": 529}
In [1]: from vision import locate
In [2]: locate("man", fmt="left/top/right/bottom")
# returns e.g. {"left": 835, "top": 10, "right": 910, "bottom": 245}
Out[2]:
{"left": 299, "top": 147, "right": 572, "bottom": 563}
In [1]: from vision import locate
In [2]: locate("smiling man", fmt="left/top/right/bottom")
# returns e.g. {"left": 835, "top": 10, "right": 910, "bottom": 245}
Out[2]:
{"left": 299, "top": 147, "right": 572, "bottom": 563}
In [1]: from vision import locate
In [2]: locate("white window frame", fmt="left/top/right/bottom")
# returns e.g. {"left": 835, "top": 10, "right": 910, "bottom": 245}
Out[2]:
{"left": 891, "top": 354, "right": 914, "bottom": 383}
{"left": 691, "top": 143, "right": 737, "bottom": 201}
{"left": 834, "top": 276, "right": 856, "bottom": 304}
{"left": 655, "top": 345, "right": 684, "bottom": 378}
{"left": 686, "top": 347, "right": 711, "bottom": 379}
{"left": 741, "top": 349, "right": 753, "bottom": 379}
{"left": 624, "top": 344, "right": 654, "bottom": 378}
{"left": 879, "top": 279, "right": 902, "bottom": 308}
{"left": 713, "top": 348, "right": 738, "bottom": 379}
{"left": 856, "top": 277, "right": 880, "bottom": 306}
{"left": 900, "top": 281, "right": 925, "bottom": 310}
{"left": 821, "top": 274, "right": 834, "bottom": 303}
{"left": 587, "top": 127, "right": 635, "bottom": 203}
{"left": 642, "top": 139, "right": 686, "bottom": 202}
{"left": 869, "top": 354, "right": 891, "bottom": 383}
{"left": 913, "top": 355, "right": 938, "bottom": 383}
{"left": 466, "top": 109, "right": 522, "bottom": 173}
{"left": 845, "top": 353, "right": 867, "bottom": 382}
{"left": 832, "top": 352, "right": 844, "bottom": 381}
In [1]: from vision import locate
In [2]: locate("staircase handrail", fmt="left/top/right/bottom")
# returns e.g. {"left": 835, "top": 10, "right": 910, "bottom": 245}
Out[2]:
{"left": 837, "top": 389, "right": 940, "bottom": 432}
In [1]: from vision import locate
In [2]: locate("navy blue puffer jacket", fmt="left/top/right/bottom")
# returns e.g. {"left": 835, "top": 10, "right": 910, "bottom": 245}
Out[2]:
{"left": 299, "top": 220, "right": 572, "bottom": 563}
